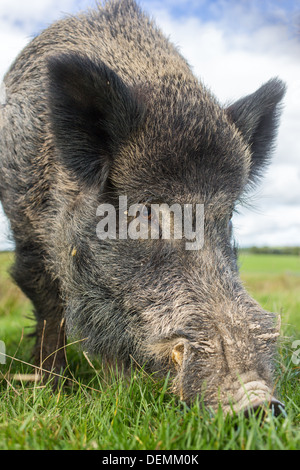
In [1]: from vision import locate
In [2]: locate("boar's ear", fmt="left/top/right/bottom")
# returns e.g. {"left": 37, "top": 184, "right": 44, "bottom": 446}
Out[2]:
{"left": 47, "top": 53, "right": 144, "bottom": 187}
{"left": 226, "top": 78, "right": 286, "bottom": 185}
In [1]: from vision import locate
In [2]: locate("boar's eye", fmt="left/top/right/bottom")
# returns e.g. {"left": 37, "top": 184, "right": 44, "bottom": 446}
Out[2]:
{"left": 141, "top": 204, "right": 154, "bottom": 221}
{"left": 139, "top": 204, "right": 161, "bottom": 238}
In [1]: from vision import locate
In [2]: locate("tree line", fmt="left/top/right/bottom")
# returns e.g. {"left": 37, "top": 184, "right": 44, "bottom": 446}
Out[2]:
{"left": 240, "top": 247, "right": 300, "bottom": 256}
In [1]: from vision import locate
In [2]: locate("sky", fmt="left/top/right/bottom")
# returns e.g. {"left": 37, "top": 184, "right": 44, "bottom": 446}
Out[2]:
{"left": 0, "top": 0, "right": 299, "bottom": 249}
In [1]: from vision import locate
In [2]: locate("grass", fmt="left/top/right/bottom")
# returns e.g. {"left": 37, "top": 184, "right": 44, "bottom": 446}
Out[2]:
{"left": 239, "top": 253, "right": 300, "bottom": 335}
{"left": 0, "top": 251, "right": 299, "bottom": 450}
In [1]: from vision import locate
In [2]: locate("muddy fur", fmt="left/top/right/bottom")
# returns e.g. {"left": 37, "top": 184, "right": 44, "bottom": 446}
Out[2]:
{"left": 0, "top": 0, "right": 285, "bottom": 411}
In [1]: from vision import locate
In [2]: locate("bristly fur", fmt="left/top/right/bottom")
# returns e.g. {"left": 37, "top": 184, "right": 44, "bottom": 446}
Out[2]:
{"left": 0, "top": 0, "right": 286, "bottom": 411}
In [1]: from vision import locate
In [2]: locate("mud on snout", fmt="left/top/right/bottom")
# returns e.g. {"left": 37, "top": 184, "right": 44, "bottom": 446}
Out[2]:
{"left": 220, "top": 373, "right": 284, "bottom": 417}
{"left": 148, "top": 332, "right": 284, "bottom": 417}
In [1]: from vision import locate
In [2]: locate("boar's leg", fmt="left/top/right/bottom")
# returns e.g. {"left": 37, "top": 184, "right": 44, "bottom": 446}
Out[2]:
{"left": 11, "top": 242, "right": 67, "bottom": 384}
{"left": 33, "top": 306, "right": 66, "bottom": 386}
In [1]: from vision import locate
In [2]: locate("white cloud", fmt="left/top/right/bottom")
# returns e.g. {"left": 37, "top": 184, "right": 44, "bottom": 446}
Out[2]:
{"left": 0, "top": 0, "right": 95, "bottom": 78}
{"left": 233, "top": 164, "right": 300, "bottom": 247}
{"left": 0, "top": 205, "right": 14, "bottom": 250}
{"left": 150, "top": 5, "right": 300, "bottom": 247}
{"left": 0, "top": 25, "right": 29, "bottom": 78}
{"left": 233, "top": 205, "right": 300, "bottom": 247}
{"left": 261, "top": 165, "right": 300, "bottom": 207}
{"left": 0, "top": 0, "right": 93, "bottom": 31}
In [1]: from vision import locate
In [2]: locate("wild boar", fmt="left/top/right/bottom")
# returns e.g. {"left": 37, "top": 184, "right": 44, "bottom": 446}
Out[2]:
{"left": 0, "top": 0, "right": 285, "bottom": 414}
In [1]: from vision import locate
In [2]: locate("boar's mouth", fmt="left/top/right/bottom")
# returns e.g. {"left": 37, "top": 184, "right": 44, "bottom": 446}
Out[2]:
{"left": 221, "top": 379, "right": 285, "bottom": 417}
{"left": 222, "top": 381, "right": 284, "bottom": 417}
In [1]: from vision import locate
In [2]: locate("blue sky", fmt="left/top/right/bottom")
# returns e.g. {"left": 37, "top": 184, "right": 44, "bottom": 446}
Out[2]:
{"left": 2, "top": 0, "right": 299, "bottom": 35}
{"left": 0, "top": 0, "right": 300, "bottom": 249}
{"left": 144, "top": 0, "right": 299, "bottom": 29}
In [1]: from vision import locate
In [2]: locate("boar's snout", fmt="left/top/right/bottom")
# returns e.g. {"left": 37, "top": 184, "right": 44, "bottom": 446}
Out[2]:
{"left": 152, "top": 332, "right": 284, "bottom": 417}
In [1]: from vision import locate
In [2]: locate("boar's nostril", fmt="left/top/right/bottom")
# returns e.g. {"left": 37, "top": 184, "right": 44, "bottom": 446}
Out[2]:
{"left": 243, "top": 398, "right": 285, "bottom": 418}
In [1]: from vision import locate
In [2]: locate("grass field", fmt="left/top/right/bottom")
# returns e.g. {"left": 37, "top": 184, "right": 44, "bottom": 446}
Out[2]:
{"left": 0, "top": 251, "right": 299, "bottom": 450}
